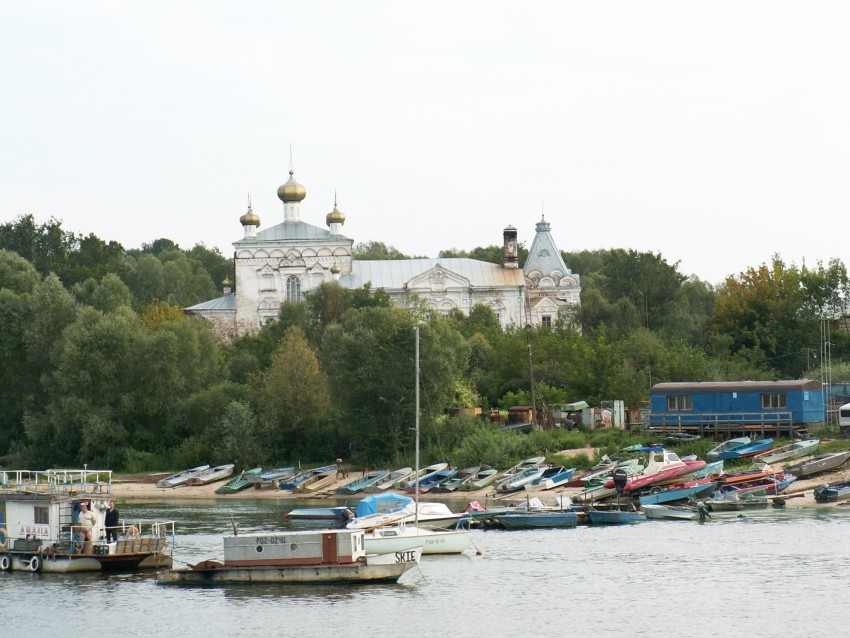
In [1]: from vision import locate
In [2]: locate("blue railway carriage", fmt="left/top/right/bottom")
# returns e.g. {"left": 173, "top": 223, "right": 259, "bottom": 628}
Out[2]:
{"left": 649, "top": 380, "right": 824, "bottom": 438}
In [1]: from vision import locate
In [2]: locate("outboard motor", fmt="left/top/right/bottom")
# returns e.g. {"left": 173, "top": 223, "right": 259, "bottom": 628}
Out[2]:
{"left": 612, "top": 468, "right": 629, "bottom": 497}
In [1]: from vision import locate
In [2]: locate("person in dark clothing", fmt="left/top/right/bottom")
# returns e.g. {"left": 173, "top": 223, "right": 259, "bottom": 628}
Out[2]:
{"left": 104, "top": 500, "right": 120, "bottom": 543}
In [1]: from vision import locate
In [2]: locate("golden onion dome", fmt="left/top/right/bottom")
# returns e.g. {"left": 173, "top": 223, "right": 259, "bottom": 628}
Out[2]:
{"left": 326, "top": 197, "right": 346, "bottom": 225}
{"left": 239, "top": 203, "right": 261, "bottom": 227}
{"left": 277, "top": 170, "right": 307, "bottom": 202}
{"left": 222, "top": 277, "right": 232, "bottom": 287}
{"left": 330, "top": 263, "right": 341, "bottom": 274}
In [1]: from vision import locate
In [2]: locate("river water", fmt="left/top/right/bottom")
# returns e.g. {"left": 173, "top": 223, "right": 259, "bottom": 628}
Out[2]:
{"left": 2, "top": 498, "right": 848, "bottom": 637}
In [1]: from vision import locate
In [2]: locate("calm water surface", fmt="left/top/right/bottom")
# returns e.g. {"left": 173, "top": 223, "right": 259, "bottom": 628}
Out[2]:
{"left": 2, "top": 498, "right": 848, "bottom": 637}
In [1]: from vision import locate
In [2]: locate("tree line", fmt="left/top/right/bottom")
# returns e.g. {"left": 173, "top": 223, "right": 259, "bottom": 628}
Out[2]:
{"left": 1, "top": 215, "right": 849, "bottom": 472}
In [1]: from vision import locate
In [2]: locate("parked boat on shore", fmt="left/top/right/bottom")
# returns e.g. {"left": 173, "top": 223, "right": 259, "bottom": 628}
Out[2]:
{"left": 710, "top": 438, "right": 773, "bottom": 461}
{"left": 784, "top": 451, "right": 850, "bottom": 478}
{"left": 813, "top": 480, "right": 850, "bottom": 503}
{"left": 246, "top": 467, "right": 295, "bottom": 490}
{"left": 706, "top": 437, "right": 751, "bottom": 462}
{"left": 524, "top": 466, "right": 576, "bottom": 491}
{"left": 496, "top": 464, "right": 549, "bottom": 493}
{"left": 336, "top": 469, "right": 390, "bottom": 495}
{"left": 365, "top": 467, "right": 414, "bottom": 493}
{"left": 279, "top": 465, "right": 336, "bottom": 492}
{"left": 156, "top": 465, "right": 210, "bottom": 488}
{"left": 216, "top": 467, "right": 263, "bottom": 494}
{"left": 457, "top": 467, "right": 500, "bottom": 491}
{"left": 186, "top": 464, "right": 235, "bottom": 486}
{"left": 754, "top": 439, "right": 819, "bottom": 466}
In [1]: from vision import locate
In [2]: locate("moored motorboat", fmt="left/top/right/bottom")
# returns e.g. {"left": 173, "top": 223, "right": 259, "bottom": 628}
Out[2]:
{"left": 492, "top": 510, "right": 579, "bottom": 529}
{"left": 642, "top": 503, "right": 710, "bottom": 521}
{"left": 363, "top": 523, "right": 471, "bottom": 555}
{"left": 156, "top": 529, "right": 420, "bottom": 585}
{"left": 637, "top": 479, "right": 718, "bottom": 506}
{"left": 345, "top": 493, "right": 463, "bottom": 531}
{"left": 586, "top": 508, "right": 646, "bottom": 525}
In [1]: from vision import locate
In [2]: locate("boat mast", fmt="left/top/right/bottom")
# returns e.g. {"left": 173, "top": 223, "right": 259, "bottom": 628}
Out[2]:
{"left": 415, "top": 326, "right": 420, "bottom": 525}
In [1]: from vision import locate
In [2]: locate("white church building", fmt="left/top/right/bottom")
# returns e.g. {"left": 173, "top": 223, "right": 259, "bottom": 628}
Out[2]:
{"left": 184, "top": 169, "right": 581, "bottom": 341}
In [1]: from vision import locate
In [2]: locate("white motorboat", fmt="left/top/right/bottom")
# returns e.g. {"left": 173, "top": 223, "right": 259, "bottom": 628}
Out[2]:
{"left": 363, "top": 523, "right": 471, "bottom": 555}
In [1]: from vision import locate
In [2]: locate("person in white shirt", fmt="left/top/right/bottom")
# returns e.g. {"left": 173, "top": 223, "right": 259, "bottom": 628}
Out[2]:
{"left": 78, "top": 502, "right": 97, "bottom": 542}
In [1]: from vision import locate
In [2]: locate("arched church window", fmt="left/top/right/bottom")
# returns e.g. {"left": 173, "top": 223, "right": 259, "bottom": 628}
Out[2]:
{"left": 286, "top": 275, "right": 302, "bottom": 302}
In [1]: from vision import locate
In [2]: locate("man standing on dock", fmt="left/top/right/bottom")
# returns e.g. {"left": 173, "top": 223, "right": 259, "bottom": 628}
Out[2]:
{"left": 104, "top": 500, "right": 119, "bottom": 542}
{"left": 78, "top": 502, "right": 97, "bottom": 542}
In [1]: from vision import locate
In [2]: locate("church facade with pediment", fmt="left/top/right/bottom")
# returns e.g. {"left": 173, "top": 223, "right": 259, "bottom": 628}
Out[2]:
{"left": 184, "top": 170, "right": 581, "bottom": 341}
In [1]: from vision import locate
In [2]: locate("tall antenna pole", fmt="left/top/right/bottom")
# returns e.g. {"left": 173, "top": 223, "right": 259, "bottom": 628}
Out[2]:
{"left": 415, "top": 326, "right": 420, "bottom": 521}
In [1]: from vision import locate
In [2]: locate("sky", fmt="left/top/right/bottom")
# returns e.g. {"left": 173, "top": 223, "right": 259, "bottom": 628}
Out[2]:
{"left": 2, "top": 2, "right": 849, "bottom": 286}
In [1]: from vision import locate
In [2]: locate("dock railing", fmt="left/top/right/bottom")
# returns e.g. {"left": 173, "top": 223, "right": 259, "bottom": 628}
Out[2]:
{"left": 1, "top": 469, "right": 111, "bottom": 495}
{"left": 647, "top": 411, "right": 796, "bottom": 438}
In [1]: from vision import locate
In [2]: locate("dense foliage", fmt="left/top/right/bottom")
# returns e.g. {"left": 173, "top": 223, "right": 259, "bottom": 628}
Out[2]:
{"left": 2, "top": 215, "right": 849, "bottom": 470}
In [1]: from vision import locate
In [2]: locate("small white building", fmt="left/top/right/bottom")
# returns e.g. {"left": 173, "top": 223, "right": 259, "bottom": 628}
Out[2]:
{"left": 185, "top": 169, "right": 581, "bottom": 341}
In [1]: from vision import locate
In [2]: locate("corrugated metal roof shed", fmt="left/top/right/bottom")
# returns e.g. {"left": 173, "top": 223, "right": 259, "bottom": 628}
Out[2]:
{"left": 650, "top": 380, "right": 822, "bottom": 394}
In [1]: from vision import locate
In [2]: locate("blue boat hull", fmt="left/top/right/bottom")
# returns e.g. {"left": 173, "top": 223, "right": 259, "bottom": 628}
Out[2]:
{"left": 588, "top": 510, "right": 646, "bottom": 525}
{"left": 494, "top": 512, "right": 578, "bottom": 529}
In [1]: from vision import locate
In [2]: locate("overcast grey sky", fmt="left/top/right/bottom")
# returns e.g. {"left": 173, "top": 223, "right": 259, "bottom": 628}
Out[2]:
{"left": 2, "top": 2, "right": 849, "bottom": 285}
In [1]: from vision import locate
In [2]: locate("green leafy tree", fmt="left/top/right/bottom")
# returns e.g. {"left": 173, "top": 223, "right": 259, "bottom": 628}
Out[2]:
{"left": 321, "top": 308, "right": 469, "bottom": 463}
{"left": 707, "top": 256, "right": 814, "bottom": 376}
{"left": 72, "top": 273, "right": 133, "bottom": 312}
{"left": 204, "top": 400, "right": 264, "bottom": 468}
{"left": 353, "top": 241, "right": 423, "bottom": 260}
{"left": 0, "top": 248, "right": 41, "bottom": 293}
{"left": 599, "top": 249, "right": 686, "bottom": 334}
{"left": 259, "top": 326, "right": 330, "bottom": 457}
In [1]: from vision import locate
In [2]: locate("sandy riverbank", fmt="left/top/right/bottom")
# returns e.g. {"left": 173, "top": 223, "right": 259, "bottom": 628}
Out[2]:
{"left": 110, "top": 466, "right": 850, "bottom": 509}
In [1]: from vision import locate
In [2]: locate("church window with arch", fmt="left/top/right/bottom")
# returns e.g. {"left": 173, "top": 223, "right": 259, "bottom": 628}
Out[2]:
{"left": 286, "top": 275, "right": 302, "bottom": 302}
